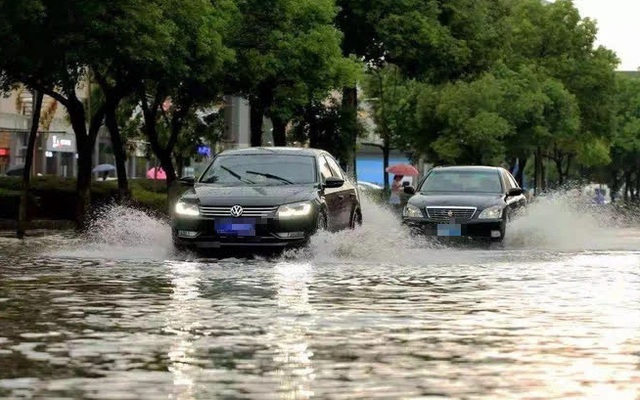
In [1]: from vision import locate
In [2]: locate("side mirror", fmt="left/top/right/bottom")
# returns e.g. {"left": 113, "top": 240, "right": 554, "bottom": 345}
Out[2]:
{"left": 403, "top": 186, "right": 416, "bottom": 195}
{"left": 324, "top": 176, "right": 344, "bottom": 189}
{"left": 179, "top": 176, "right": 195, "bottom": 186}
{"left": 508, "top": 187, "right": 523, "bottom": 197}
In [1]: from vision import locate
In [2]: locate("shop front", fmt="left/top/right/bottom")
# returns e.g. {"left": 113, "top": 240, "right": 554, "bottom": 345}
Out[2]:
{"left": 0, "top": 131, "right": 10, "bottom": 174}
{"left": 44, "top": 132, "right": 76, "bottom": 177}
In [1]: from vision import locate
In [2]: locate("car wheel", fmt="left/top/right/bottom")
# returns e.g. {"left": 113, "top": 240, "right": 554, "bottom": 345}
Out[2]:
{"left": 316, "top": 211, "right": 328, "bottom": 232}
{"left": 349, "top": 207, "right": 362, "bottom": 229}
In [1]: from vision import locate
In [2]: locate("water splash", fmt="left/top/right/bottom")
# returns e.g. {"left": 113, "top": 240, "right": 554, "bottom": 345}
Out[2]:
{"left": 283, "top": 188, "right": 640, "bottom": 264}
{"left": 48, "top": 203, "right": 174, "bottom": 261}
{"left": 281, "top": 192, "right": 448, "bottom": 265}
{"left": 38, "top": 188, "right": 640, "bottom": 263}
{"left": 504, "top": 190, "right": 640, "bottom": 251}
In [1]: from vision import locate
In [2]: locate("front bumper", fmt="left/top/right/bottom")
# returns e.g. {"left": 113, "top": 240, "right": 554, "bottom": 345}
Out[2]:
{"left": 171, "top": 213, "right": 317, "bottom": 249}
{"left": 402, "top": 217, "right": 505, "bottom": 238}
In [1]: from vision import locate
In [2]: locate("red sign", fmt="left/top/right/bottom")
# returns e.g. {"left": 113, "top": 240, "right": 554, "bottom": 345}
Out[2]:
{"left": 0, "top": 148, "right": 8, "bottom": 157}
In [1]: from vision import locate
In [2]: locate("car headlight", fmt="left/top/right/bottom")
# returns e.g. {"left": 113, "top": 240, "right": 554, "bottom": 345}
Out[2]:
{"left": 175, "top": 201, "right": 200, "bottom": 217}
{"left": 277, "top": 201, "right": 313, "bottom": 219}
{"left": 402, "top": 203, "right": 423, "bottom": 218}
{"left": 478, "top": 205, "right": 503, "bottom": 219}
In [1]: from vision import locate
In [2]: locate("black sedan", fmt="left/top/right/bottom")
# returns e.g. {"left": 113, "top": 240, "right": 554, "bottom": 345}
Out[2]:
{"left": 172, "top": 147, "right": 362, "bottom": 251}
{"left": 401, "top": 166, "right": 527, "bottom": 242}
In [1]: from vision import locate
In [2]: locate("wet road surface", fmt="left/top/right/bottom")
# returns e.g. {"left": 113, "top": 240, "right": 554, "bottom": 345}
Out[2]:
{"left": 1, "top": 197, "right": 640, "bottom": 399}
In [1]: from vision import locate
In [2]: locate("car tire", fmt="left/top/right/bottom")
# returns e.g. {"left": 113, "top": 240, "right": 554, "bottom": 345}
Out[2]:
{"left": 316, "top": 210, "right": 328, "bottom": 232}
{"left": 349, "top": 207, "right": 362, "bottom": 229}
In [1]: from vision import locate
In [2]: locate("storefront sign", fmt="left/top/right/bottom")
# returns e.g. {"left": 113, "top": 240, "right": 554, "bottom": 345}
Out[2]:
{"left": 46, "top": 133, "right": 76, "bottom": 153}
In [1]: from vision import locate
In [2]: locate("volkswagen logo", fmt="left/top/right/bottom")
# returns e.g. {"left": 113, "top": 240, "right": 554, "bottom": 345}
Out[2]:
{"left": 230, "top": 205, "right": 244, "bottom": 217}
{"left": 447, "top": 210, "right": 453, "bottom": 217}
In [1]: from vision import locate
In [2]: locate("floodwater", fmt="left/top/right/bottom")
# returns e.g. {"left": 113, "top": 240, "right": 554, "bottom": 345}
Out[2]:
{"left": 1, "top": 193, "right": 640, "bottom": 399}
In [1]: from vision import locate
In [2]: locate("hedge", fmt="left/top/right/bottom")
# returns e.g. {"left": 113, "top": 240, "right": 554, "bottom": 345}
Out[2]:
{"left": 0, "top": 177, "right": 169, "bottom": 222}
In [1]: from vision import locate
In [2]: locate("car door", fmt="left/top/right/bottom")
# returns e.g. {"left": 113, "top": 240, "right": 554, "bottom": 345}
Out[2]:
{"left": 503, "top": 170, "right": 526, "bottom": 216}
{"left": 324, "top": 154, "right": 355, "bottom": 228}
{"left": 318, "top": 155, "right": 341, "bottom": 231}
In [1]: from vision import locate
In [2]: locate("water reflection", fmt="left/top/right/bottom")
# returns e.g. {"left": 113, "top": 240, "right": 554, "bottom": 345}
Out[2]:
{"left": 269, "top": 262, "right": 316, "bottom": 399}
{"left": 2, "top": 233, "right": 640, "bottom": 399}
{"left": 164, "top": 261, "right": 205, "bottom": 400}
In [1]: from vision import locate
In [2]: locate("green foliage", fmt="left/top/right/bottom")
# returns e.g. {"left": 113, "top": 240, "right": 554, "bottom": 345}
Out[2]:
{"left": 0, "top": 177, "right": 169, "bottom": 220}
{"left": 229, "top": 0, "right": 359, "bottom": 127}
{"left": 361, "top": 64, "right": 421, "bottom": 150}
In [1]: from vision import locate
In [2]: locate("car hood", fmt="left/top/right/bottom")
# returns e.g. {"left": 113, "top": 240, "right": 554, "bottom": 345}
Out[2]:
{"left": 409, "top": 192, "right": 505, "bottom": 209}
{"left": 182, "top": 184, "right": 318, "bottom": 206}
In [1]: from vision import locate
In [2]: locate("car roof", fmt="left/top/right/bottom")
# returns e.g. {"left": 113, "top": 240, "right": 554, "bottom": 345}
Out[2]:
{"left": 432, "top": 165, "right": 504, "bottom": 173}
{"left": 217, "top": 146, "right": 329, "bottom": 157}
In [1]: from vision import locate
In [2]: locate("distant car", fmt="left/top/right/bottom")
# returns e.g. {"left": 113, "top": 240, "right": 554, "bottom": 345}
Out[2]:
{"left": 172, "top": 147, "right": 362, "bottom": 251}
{"left": 401, "top": 166, "right": 527, "bottom": 242}
{"left": 357, "top": 181, "right": 383, "bottom": 191}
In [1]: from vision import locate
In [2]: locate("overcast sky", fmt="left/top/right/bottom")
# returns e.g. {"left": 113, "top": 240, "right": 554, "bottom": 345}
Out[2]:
{"left": 571, "top": 0, "right": 639, "bottom": 71}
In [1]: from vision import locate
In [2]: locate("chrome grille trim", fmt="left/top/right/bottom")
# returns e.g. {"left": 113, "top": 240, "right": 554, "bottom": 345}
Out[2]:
{"left": 426, "top": 206, "right": 477, "bottom": 222}
{"left": 199, "top": 205, "right": 278, "bottom": 218}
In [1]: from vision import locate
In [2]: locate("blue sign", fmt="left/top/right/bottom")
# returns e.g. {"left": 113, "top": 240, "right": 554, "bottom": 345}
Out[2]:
{"left": 197, "top": 146, "right": 211, "bottom": 157}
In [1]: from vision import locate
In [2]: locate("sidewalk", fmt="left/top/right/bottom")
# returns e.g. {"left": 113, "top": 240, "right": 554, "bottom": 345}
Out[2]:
{"left": 0, "top": 219, "right": 75, "bottom": 232}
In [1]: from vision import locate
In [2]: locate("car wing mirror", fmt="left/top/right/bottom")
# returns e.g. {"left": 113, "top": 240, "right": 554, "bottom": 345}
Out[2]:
{"left": 403, "top": 186, "right": 416, "bottom": 195}
{"left": 323, "top": 176, "right": 345, "bottom": 189}
{"left": 179, "top": 176, "right": 195, "bottom": 186}
{"left": 508, "top": 187, "right": 523, "bottom": 197}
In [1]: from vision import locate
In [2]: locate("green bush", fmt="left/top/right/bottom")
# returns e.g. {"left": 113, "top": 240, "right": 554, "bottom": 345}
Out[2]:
{"left": 0, "top": 176, "right": 169, "bottom": 221}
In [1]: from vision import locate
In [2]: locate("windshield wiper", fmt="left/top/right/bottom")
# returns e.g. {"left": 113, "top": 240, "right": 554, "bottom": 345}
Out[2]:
{"left": 245, "top": 170, "right": 293, "bottom": 185}
{"left": 219, "top": 165, "right": 255, "bottom": 184}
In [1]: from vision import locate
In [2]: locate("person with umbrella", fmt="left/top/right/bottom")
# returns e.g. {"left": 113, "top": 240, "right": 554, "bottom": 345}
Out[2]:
{"left": 389, "top": 174, "right": 404, "bottom": 211}
{"left": 386, "top": 164, "right": 419, "bottom": 213}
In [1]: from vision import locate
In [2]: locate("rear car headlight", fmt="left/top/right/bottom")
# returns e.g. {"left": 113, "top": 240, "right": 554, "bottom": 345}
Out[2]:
{"left": 277, "top": 201, "right": 313, "bottom": 219}
{"left": 175, "top": 201, "right": 200, "bottom": 217}
{"left": 478, "top": 205, "right": 503, "bottom": 219}
{"left": 402, "top": 203, "right": 423, "bottom": 218}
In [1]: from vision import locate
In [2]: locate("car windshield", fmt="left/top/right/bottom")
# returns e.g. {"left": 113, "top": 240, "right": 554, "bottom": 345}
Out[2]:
{"left": 199, "top": 154, "right": 317, "bottom": 186}
{"left": 420, "top": 169, "right": 503, "bottom": 193}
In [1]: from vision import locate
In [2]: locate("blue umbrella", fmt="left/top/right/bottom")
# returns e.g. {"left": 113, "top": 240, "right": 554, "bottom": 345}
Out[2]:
{"left": 93, "top": 164, "right": 116, "bottom": 173}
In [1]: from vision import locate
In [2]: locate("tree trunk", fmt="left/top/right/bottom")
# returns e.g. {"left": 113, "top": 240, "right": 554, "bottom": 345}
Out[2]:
{"left": 175, "top": 156, "right": 184, "bottom": 179}
{"left": 17, "top": 90, "right": 44, "bottom": 239}
{"left": 340, "top": 86, "right": 358, "bottom": 180}
{"left": 271, "top": 116, "right": 287, "bottom": 146}
{"left": 534, "top": 148, "right": 543, "bottom": 195}
{"left": 610, "top": 172, "right": 619, "bottom": 203}
{"left": 105, "top": 99, "right": 130, "bottom": 202}
{"left": 515, "top": 156, "right": 527, "bottom": 188}
{"left": 383, "top": 134, "right": 390, "bottom": 191}
{"left": 250, "top": 99, "right": 264, "bottom": 147}
{"left": 554, "top": 157, "right": 564, "bottom": 187}
{"left": 541, "top": 158, "right": 546, "bottom": 192}
{"left": 624, "top": 171, "right": 631, "bottom": 202}
{"left": 564, "top": 155, "right": 572, "bottom": 184}
{"left": 67, "top": 97, "right": 104, "bottom": 231}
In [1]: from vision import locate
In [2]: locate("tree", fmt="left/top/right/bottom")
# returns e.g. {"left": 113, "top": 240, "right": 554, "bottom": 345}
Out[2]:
{"left": 0, "top": 0, "right": 183, "bottom": 227}
{"left": 229, "top": 0, "right": 357, "bottom": 149}
{"left": 138, "top": 0, "right": 235, "bottom": 188}
{"left": 606, "top": 75, "right": 640, "bottom": 201}
{"left": 0, "top": 0, "right": 106, "bottom": 229}
{"left": 17, "top": 89, "right": 43, "bottom": 239}
{"left": 362, "top": 63, "right": 420, "bottom": 190}
{"left": 504, "top": 0, "right": 618, "bottom": 186}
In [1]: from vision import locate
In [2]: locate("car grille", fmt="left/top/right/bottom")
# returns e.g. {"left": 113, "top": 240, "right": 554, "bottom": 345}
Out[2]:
{"left": 199, "top": 205, "right": 278, "bottom": 218}
{"left": 426, "top": 207, "right": 477, "bottom": 222}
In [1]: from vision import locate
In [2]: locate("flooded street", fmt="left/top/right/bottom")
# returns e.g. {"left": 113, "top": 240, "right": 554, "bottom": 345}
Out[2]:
{"left": 2, "top": 195, "right": 640, "bottom": 399}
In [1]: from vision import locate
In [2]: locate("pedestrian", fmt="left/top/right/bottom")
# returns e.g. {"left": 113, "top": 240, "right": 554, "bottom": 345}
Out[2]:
{"left": 389, "top": 174, "right": 403, "bottom": 212}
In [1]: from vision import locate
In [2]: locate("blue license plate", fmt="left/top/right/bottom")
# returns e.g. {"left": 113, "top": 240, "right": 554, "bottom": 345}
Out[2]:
{"left": 215, "top": 218, "right": 256, "bottom": 237}
{"left": 437, "top": 224, "right": 462, "bottom": 237}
